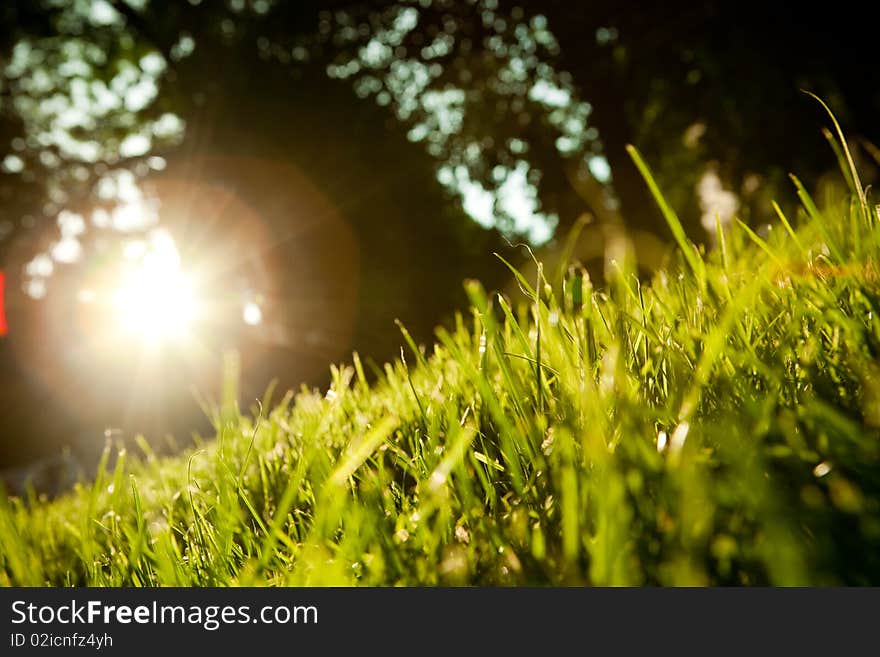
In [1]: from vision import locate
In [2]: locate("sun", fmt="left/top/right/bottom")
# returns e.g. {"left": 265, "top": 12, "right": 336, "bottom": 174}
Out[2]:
{"left": 111, "top": 230, "right": 198, "bottom": 342}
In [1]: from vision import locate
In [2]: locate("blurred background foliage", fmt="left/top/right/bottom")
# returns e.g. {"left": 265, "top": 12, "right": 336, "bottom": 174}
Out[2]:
{"left": 0, "top": 0, "right": 877, "bottom": 472}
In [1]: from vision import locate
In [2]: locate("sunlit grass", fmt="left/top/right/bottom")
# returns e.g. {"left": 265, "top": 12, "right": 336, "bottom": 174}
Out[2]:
{"left": 2, "top": 122, "right": 880, "bottom": 586}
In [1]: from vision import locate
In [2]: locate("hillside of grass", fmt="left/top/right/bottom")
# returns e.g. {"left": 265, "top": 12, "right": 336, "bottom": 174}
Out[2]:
{"left": 2, "top": 125, "right": 880, "bottom": 586}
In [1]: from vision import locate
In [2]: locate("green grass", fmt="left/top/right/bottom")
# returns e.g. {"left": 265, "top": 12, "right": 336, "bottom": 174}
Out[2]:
{"left": 2, "top": 126, "right": 880, "bottom": 586}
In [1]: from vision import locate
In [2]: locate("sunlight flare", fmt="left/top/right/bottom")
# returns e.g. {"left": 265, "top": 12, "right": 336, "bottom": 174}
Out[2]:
{"left": 111, "top": 229, "right": 198, "bottom": 342}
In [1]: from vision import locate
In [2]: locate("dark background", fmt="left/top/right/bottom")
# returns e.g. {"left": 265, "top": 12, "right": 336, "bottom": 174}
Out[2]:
{"left": 2, "top": 587, "right": 878, "bottom": 652}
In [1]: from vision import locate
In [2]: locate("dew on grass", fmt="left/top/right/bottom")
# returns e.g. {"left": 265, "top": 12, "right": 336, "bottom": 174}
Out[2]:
{"left": 656, "top": 430, "right": 668, "bottom": 452}
{"left": 429, "top": 471, "right": 446, "bottom": 488}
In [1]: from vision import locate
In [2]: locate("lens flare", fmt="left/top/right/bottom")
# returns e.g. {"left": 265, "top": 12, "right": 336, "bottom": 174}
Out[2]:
{"left": 111, "top": 230, "right": 197, "bottom": 341}
{"left": 242, "top": 300, "right": 262, "bottom": 326}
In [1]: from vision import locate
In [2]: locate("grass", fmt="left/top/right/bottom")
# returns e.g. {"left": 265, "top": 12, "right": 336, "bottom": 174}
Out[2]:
{"left": 2, "top": 123, "right": 880, "bottom": 586}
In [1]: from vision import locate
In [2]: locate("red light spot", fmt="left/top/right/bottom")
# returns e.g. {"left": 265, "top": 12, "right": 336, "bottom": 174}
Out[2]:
{"left": 0, "top": 270, "right": 7, "bottom": 336}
